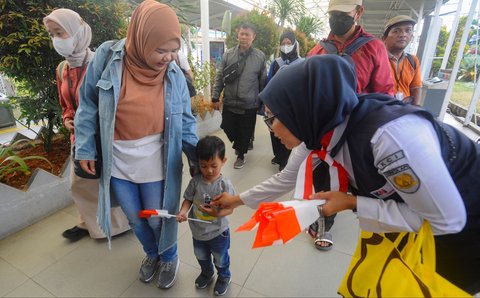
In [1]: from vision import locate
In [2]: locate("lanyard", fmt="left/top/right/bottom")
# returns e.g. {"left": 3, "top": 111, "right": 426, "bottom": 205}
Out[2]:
{"left": 389, "top": 57, "right": 405, "bottom": 90}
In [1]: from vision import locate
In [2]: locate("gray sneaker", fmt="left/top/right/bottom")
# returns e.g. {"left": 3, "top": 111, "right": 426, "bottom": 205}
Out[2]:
{"left": 139, "top": 255, "right": 159, "bottom": 283}
{"left": 214, "top": 276, "right": 231, "bottom": 296}
{"left": 233, "top": 157, "right": 246, "bottom": 169}
{"left": 157, "top": 257, "right": 179, "bottom": 289}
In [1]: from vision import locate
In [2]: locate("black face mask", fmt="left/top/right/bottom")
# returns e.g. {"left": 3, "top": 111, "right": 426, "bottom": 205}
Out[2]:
{"left": 329, "top": 13, "right": 355, "bottom": 36}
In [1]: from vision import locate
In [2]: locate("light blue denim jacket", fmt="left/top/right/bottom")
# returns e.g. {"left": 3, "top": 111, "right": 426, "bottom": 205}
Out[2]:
{"left": 75, "top": 39, "right": 198, "bottom": 251}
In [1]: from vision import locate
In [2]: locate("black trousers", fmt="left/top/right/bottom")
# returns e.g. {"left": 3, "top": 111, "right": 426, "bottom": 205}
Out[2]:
{"left": 270, "top": 132, "right": 291, "bottom": 167}
{"left": 221, "top": 108, "right": 257, "bottom": 156}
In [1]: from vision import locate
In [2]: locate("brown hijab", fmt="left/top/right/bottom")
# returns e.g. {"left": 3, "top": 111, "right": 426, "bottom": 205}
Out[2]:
{"left": 115, "top": 0, "right": 181, "bottom": 140}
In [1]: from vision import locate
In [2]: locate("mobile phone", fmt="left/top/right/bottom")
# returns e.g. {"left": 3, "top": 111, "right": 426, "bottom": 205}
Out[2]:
{"left": 203, "top": 194, "right": 212, "bottom": 205}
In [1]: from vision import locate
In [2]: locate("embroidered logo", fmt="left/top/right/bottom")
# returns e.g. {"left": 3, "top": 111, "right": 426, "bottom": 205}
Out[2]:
{"left": 384, "top": 164, "right": 420, "bottom": 193}
{"left": 377, "top": 150, "right": 405, "bottom": 171}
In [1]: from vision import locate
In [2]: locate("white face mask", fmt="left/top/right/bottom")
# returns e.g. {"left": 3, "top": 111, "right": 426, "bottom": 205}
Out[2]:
{"left": 53, "top": 37, "right": 75, "bottom": 57}
{"left": 280, "top": 44, "right": 295, "bottom": 54}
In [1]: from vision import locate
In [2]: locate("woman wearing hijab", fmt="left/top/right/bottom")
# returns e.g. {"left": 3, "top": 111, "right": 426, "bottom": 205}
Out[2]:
{"left": 266, "top": 30, "right": 304, "bottom": 172}
{"left": 213, "top": 55, "right": 480, "bottom": 295}
{"left": 43, "top": 9, "right": 130, "bottom": 242}
{"left": 74, "top": 1, "right": 198, "bottom": 289}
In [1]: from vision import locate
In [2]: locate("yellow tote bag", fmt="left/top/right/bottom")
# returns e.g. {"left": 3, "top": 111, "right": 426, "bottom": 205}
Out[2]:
{"left": 338, "top": 221, "right": 471, "bottom": 297}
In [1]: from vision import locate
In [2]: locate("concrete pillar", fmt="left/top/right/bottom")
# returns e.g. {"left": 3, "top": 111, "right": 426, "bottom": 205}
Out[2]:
{"left": 201, "top": 0, "right": 211, "bottom": 99}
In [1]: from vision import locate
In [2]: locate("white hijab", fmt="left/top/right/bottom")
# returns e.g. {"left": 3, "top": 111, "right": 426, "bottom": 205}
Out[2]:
{"left": 43, "top": 8, "right": 94, "bottom": 67}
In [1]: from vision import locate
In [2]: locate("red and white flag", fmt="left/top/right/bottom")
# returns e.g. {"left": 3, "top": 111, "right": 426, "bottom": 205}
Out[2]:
{"left": 236, "top": 199, "right": 324, "bottom": 248}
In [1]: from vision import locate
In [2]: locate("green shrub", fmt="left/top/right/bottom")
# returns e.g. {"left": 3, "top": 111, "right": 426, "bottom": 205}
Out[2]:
{"left": 0, "top": 139, "right": 51, "bottom": 180}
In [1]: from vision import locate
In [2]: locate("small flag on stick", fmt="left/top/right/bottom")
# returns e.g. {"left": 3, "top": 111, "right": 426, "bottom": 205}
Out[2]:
{"left": 139, "top": 209, "right": 211, "bottom": 224}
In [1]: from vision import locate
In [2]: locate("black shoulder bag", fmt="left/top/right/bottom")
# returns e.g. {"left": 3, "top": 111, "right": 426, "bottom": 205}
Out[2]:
{"left": 223, "top": 48, "right": 252, "bottom": 84}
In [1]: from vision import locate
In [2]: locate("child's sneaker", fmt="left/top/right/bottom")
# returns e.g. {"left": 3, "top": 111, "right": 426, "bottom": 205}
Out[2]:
{"left": 214, "top": 276, "right": 231, "bottom": 296}
{"left": 195, "top": 272, "right": 214, "bottom": 289}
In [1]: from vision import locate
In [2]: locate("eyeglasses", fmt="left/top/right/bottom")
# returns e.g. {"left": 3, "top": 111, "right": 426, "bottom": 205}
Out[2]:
{"left": 263, "top": 114, "right": 276, "bottom": 130}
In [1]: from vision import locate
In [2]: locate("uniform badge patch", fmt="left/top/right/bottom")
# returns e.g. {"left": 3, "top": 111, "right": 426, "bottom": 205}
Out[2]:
{"left": 370, "top": 182, "right": 395, "bottom": 199}
{"left": 384, "top": 164, "right": 420, "bottom": 193}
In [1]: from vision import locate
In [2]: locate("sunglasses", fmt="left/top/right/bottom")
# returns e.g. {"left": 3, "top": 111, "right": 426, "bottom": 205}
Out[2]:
{"left": 263, "top": 114, "right": 276, "bottom": 130}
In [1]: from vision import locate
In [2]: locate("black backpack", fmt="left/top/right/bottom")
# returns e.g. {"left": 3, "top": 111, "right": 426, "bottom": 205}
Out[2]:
{"left": 319, "top": 36, "right": 374, "bottom": 71}
{"left": 320, "top": 37, "right": 417, "bottom": 70}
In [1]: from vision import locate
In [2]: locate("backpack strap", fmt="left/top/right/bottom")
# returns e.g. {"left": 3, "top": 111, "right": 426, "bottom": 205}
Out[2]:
{"left": 319, "top": 40, "right": 338, "bottom": 55}
{"left": 343, "top": 36, "right": 374, "bottom": 56}
{"left": 405, "top": 53, "right": 416, "bottom": 70}
{"left": 275, "top": 57, "right": 285, "bottom": 67}
{"left": 56, "top": 60, "right": 68, "bottom": 82}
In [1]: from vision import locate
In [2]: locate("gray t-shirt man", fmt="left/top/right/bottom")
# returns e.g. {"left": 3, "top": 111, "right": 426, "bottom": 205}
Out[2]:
{"left": 183, "top": 174, "right": 235, "bottom": 241}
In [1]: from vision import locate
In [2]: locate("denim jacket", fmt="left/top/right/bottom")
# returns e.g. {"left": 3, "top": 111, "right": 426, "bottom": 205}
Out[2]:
{"left": 75, "top": 39, "right": 198, "bottom": 250}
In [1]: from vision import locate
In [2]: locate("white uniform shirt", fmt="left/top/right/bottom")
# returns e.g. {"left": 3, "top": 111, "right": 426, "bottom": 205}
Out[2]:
{"left": 240, "top": 114, "right": 466, "bottom": 235}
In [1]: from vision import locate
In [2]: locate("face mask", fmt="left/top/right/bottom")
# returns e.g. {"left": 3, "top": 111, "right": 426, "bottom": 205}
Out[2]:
{"left": 329, "top": 13, "right": 355, "bottom": 36}
{"left": 280, "top": 44, "right": 295, "bottom": 54}
{"left": 53, "top": 37, "right": 75, "bottom": 57}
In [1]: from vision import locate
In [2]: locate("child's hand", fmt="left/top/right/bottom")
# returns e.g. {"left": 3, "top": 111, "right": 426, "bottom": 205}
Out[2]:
{"left": 176, "top": 211, "right": 188, "bottom": 223}
{"left": 199, "top": 204, "right": 219, "bottom": 217}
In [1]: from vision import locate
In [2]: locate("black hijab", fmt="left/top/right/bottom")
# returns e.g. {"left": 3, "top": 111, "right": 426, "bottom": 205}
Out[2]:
{"left": 279, "top": 31, "right": 299, "bottom": 62}
{"left": 259, "top": 55, "right": 403, "bottom": 151}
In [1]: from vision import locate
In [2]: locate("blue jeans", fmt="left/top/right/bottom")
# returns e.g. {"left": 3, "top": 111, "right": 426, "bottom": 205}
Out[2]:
{"left": 193, "top": 229, "right": 231, "bottom": 279}
{"left": 110, "top": 177, "right": 177, "bottom": 261}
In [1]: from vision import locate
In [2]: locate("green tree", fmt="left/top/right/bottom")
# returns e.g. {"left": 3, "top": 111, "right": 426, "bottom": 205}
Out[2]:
{"left": 268, "top": 0, "right": 305, "bottom": 28}
{"left": 225, "top": 10, "right": 278, "bottom": 58}
{"left": 431, "top": 25, "right": 448, "bottom": 77}
{"left": 294, "top": 15, "right": 324, "bottom": 39}
{"left": 0, "top": 0, "right": 128, "bottom": 151}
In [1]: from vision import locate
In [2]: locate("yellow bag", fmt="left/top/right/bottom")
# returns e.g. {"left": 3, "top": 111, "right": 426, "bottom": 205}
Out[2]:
{"left": 338, "top": 221, "right": 471, "bottom": 297}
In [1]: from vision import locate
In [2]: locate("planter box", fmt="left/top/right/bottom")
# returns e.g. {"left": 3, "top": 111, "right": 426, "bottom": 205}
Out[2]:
{"left": 0, "top": 133, "right": 72, "bottom": 240}
{"left": 196, "top": 110, "right": 222, "bottom": 138}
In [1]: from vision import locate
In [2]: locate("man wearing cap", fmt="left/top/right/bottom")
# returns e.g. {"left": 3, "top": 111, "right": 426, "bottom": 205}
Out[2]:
{"left": 306, "top": 0, "right": 394, "bottom": 252}
{"left": 383, "top": 15, "right": 422, "bottom": 105}
{"left": 307, "top": 0, "right": 394, "bottom": 95}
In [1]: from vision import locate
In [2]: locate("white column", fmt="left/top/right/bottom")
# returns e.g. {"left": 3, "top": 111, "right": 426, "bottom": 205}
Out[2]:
{"left": 420, "top": 0, "right": 442, "bottom": 80}
{"left": 201, "top": 0, "right": 211, "bottom": 99}
{"left": 439, "top": 0, "right": 479, "bottom": 120}
{"left": 464, "top": 74, "right": 480, "bottom": 125}
{"left": 441, "top": 0, "right": 463, "bottom": 70}
{"left": 406, "top": 0, "right": 423, "bottom": 54}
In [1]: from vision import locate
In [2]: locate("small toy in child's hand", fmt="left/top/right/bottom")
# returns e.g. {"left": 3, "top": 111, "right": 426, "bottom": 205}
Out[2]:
{"left": 203, "top": 193, "right": 212, "bottom": 205}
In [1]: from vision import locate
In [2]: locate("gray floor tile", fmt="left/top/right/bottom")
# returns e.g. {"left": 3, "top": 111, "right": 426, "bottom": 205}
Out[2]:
{"left": 0, "top": 259, "right": 29, "bottom": 296}
{"left": 3, "top": 280, "right": 54, "bottom": 297}
{"left": 0, "top": 211, "right": 83, "bottom": 278}
{"left": 33, "top": 236, "right": 143, "bottom": 297}
{"left": 237, "top": 287, "right": 266, "bottom": 297}
{"left": 243, "top": 237, "right": 351, "bottom": 297}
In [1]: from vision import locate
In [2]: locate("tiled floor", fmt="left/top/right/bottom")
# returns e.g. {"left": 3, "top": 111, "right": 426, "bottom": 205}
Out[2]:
{"left": 1, "top": 113, "right": 478, "bottom": 297}
{"left": 0, "top": 118, "right": 359, "bottom": 297}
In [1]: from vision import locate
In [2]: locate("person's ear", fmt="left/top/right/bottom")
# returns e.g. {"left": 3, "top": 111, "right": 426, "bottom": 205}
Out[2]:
{"left": 222, "top": 157, "right": 227, "bottom": 165}
{"left": 355, "top": 6, "right": 365, "bottom": 21}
